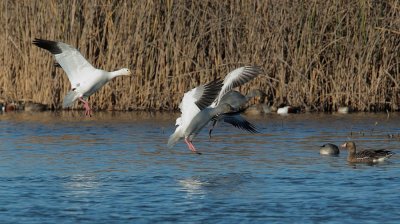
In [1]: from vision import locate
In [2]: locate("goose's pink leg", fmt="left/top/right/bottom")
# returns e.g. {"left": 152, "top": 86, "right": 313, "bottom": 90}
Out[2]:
{"left": 79, "top": 97, "right": 93, "bottom": 117}
{"left": 184, "top": 138, "right": 201, "bottom": 154}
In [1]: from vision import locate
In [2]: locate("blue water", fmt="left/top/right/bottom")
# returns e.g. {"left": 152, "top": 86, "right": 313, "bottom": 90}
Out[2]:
{"left": 0, "top": 111, "right": 399, "bottom": 223}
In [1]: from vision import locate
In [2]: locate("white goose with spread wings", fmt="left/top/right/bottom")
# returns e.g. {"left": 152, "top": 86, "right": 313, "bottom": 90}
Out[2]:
{"left": 168, "top": 66, "right": 263, "bottom": 153}
{"left": 168, "top": 79, "right": 223, "bottom": 153}
{"left": 33, "top": 38, "right": 131, "bottom": 116}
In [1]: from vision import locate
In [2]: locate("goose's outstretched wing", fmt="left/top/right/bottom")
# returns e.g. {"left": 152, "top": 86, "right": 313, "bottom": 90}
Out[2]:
{"left": 179, "top": 79, "right": 223, "bottom": 126}
{"left": 220, "top": 114, "right": 259, "bottom": 133}
{"left": 169, "top": 79, "right": 223, "bottom": 148}
{"left": 214, "top": 66, "right": 263, "bottom": 105}
{"left": 33, "top": 38, "right": 96, "bottom": 87}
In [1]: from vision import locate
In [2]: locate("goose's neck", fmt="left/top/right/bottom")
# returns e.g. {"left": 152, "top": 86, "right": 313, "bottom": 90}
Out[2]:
{"left": 246, "top": 89, "right": 266, "bottom": 103}
{"left": 109, "top": 70, "right": 122, "bottom": 80}
{"left": 212, "top": 105, "right": 226, "bottom": 116}
{"left": 108, "top": 69, "right": 130, "bottom": 80}
{"left": 347, "top": 148, "right": 356, "bottom": 159}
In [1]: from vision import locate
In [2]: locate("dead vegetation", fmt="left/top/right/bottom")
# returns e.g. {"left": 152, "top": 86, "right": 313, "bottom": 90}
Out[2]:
{"left": 0, "top": 0, "right": 399, "bottom": 111}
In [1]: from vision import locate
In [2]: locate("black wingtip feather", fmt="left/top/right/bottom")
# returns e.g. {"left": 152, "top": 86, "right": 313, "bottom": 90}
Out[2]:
{"left": 222, "top": 114, "right": 259, "bottom": 134}
{"left": 195, "top": 78, "right": 223, "bottom": 110}
{"left": 32, "top": 38, "right": 63, "bottom": 54}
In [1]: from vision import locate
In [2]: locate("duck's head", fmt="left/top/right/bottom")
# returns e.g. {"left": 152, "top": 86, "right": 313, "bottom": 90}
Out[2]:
{"left": 341, "top": 141, "right": 356, "bottom": 153}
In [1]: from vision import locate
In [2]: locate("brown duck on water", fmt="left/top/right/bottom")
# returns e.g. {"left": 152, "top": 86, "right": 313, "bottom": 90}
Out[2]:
{"left": 341, "top": 141, "right": 394, "bottom": 163}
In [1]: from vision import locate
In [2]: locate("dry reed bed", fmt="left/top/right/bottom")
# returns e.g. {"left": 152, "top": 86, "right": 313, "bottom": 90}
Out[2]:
{"left": 0, "top": 0, "right": 399, "bottom": 111}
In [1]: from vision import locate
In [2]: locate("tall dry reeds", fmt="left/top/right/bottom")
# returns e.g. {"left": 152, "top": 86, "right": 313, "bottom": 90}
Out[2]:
{"left": 0, "top": 0, "right": 399, "bottom": 111}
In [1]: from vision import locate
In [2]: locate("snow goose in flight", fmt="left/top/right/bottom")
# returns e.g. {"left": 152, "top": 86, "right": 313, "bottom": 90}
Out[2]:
{"left": 168, "top": 66, "right": 262, "bottom": 154}
{"left": 168, "top": 79, "right": 223, "bottom": 154}
{"left": 33, "top": 38, "right": 131, "bottom": 116}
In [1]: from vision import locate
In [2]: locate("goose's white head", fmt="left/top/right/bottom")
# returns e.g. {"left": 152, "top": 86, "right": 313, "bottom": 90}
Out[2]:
{"left": 119, "top": 68, "right": 132, "bottom": 76}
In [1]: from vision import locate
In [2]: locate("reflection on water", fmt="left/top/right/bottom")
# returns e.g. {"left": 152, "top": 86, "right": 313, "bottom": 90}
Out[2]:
{"left": 63, "top": 174, "right": 100, "bottom": 195}
{"left": 0, "top": 111, "right": 399, "bottom": 222}
{"left": 179, "top": 177, "right": 207, "bottom": 198}
{"left": 178, "top": 173, "right": 253, "bottom": 200}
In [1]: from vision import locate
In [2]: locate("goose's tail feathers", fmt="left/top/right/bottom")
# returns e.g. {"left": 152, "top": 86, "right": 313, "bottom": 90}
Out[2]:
{"left": 63, "top": 90, "right": 80, "bottom": 108}
{"left": 167, "top": 132, "right": 181, "bottom": 148}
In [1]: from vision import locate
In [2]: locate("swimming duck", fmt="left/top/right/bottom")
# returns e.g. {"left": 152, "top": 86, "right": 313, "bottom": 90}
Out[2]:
{"left": 337, "top": 106, "right": 350, "bottom": 114}
{"left": 277, "top": 105, "right": 301, "bottom": 114}
{"left": 319, "top": 143, "right": 340, "bottom": 155}
{"left": 341, "top": 141, "right": 394, "bottom": 163}
{"left": 24, "top": 101, "right": 48, "bottom": 112}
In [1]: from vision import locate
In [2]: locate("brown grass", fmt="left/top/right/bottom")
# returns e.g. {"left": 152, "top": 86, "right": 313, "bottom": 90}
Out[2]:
{"left": 1, "top": 0, "right": 399, "bottom": 112}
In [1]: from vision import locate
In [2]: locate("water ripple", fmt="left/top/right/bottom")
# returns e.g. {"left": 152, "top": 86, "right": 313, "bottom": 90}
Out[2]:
{"left": 0, "top": 112, "right": 399, "bottom": 223}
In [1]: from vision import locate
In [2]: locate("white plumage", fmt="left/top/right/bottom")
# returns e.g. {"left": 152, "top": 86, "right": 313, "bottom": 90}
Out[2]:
{"left": 168, "top": 66, "right": 263, "bottom": 153}
{"left": 33, "top": 38, "right": 131, "bottom": 116}
{"left": 167, "top": 79, "right": 223, "bottom": 152}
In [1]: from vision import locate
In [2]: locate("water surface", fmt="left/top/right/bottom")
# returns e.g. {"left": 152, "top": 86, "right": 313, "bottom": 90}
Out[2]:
{"left": 0, "top": 111, "right": 399, "bottom": 223}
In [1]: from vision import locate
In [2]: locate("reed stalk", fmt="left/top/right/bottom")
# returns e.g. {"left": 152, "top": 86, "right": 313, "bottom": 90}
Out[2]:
{"left": 0, "top": 0, "right": 399, "bottom": 112}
